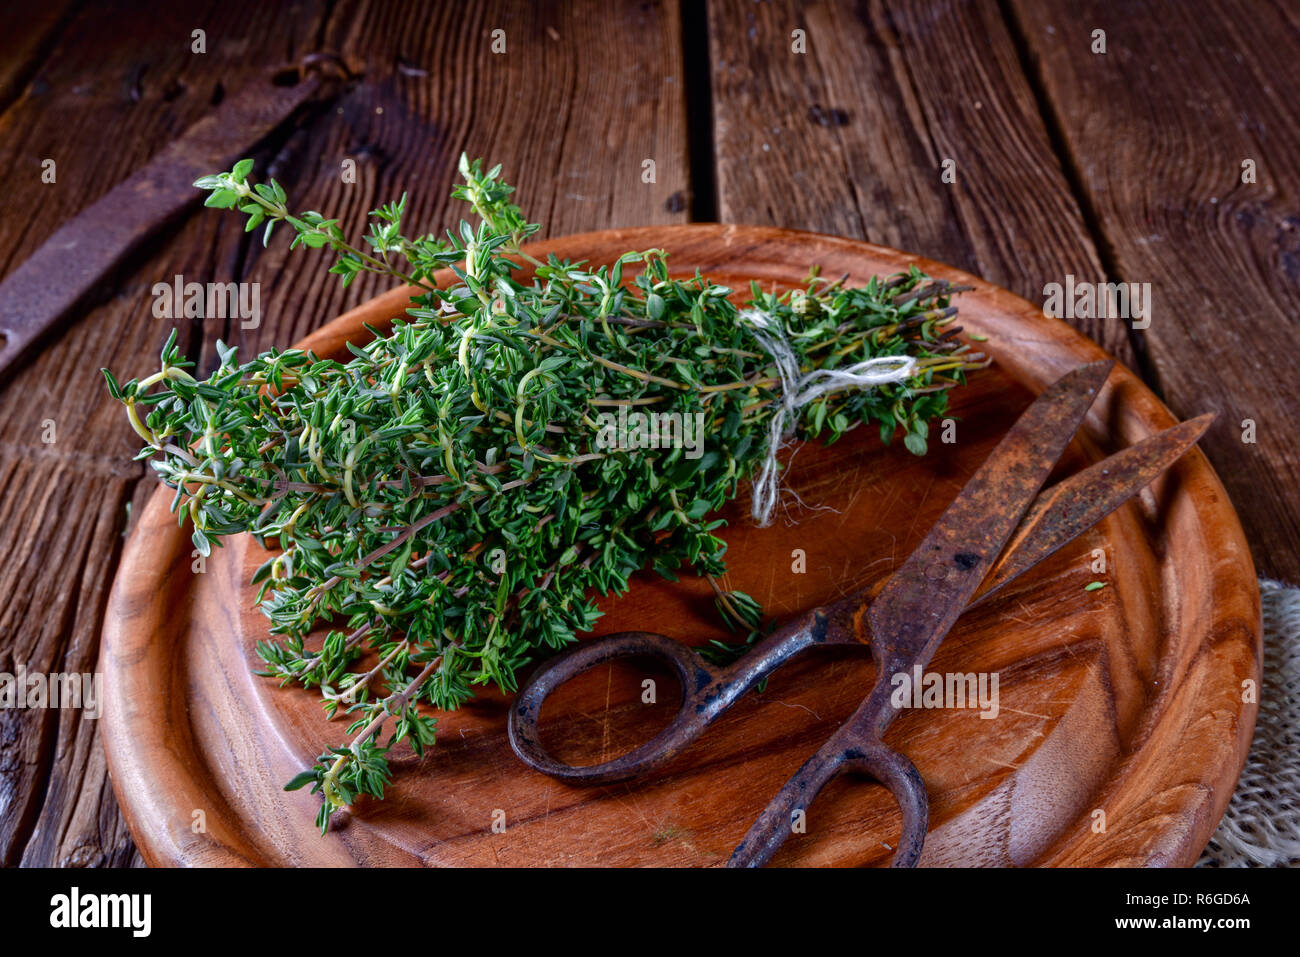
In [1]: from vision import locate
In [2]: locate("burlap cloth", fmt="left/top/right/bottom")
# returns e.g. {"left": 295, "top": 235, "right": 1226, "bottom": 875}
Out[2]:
{"left": 1197, "top": 578, "right": 1300, "bottom": 867}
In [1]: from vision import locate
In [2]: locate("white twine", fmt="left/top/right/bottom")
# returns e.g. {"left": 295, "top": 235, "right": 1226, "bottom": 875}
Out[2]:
{"left": 739, "top": 308, "right": 917, "bottom": 526}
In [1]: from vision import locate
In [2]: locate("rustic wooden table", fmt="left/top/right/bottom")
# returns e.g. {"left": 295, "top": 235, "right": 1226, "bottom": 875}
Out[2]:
{"left": 0, "top": 0, "right": 1294, "bottom": 868}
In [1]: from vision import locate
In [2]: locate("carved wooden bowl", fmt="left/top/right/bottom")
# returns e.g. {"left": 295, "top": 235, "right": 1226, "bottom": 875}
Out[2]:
{"left": 101, "top": 226, "right": 1261, "bottom": 866}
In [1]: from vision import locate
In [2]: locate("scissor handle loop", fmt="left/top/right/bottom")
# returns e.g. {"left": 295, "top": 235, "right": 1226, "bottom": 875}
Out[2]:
{"left": 508, "top": 631, "right": 723, "bottom": 784}
{"left": 728, "top": 727, "right": 930, "bottom": 868}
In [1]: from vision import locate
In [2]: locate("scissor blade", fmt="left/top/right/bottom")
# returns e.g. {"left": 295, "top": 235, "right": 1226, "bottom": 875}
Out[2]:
{"left": 971, "top": 413, "right": 1214, "bottom": 605}
{"left": 865, "top": 361, "right": 1112, "bottom": 689}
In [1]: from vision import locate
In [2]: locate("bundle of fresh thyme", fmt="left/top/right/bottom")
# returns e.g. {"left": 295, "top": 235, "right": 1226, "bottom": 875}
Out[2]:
{"left": 106, "top": 156, "right": 983, "bottom": 831}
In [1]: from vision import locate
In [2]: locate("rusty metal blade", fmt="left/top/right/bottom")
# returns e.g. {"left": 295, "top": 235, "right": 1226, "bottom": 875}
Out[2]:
{"left": 971, "top": 412, "right": 1215, "bottom": 605}
{"left": 864, "top": 360, "right": 1112, "bottom": 704}
{"left": 0, "top": 70, "right": 327, "bottom": 380}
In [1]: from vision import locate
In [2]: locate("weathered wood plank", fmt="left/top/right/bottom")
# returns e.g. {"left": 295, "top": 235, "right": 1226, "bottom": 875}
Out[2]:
{"left": 706, "top": 0, "right": 1135, "bottom": 364}
{"left": 222, "top": 0, "right": 690, "bottom": 364}
{"left": 1007, "top": 0, "right": 1300, "bottom": 582}
{"left": 0, "top": 0, "right": 330, "bottom": 867}
{"left": 0, "top": 0, "right": 326, "bottom": 455}
{"left": 0, "top": 0, "right": 77, "bottom": 116}
{"left": 0, "top": 456, "right": 136, "bottom": 866}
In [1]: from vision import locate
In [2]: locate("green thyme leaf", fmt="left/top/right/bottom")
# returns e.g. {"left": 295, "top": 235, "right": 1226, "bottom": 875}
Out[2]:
{"left": 116, "top": 156, "right": 987, "bottom": 831}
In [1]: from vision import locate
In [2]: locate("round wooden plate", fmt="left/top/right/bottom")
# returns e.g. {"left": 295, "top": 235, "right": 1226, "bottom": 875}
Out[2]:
{"left": 101, "top": 226, "right": 1261, "bottom": 867}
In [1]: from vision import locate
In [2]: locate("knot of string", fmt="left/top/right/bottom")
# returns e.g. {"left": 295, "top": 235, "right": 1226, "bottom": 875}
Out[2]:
{"left": 739, "top": 307, "right": 916, "bottom": 526}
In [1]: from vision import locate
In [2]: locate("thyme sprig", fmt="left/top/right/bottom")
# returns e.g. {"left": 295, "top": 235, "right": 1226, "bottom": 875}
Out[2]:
{"left": 106, "top": 156, "right": 984, "bottom": 832}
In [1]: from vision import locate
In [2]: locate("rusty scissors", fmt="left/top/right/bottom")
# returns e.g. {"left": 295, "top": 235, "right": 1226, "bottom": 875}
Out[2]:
{"left": 508, "top": 360, "right": 1212, "bottom": 866}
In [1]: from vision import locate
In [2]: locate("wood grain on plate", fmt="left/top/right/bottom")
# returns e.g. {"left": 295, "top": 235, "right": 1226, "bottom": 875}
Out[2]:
{"left": 100, "top": 226, "right": 1261, "bottom": 866}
